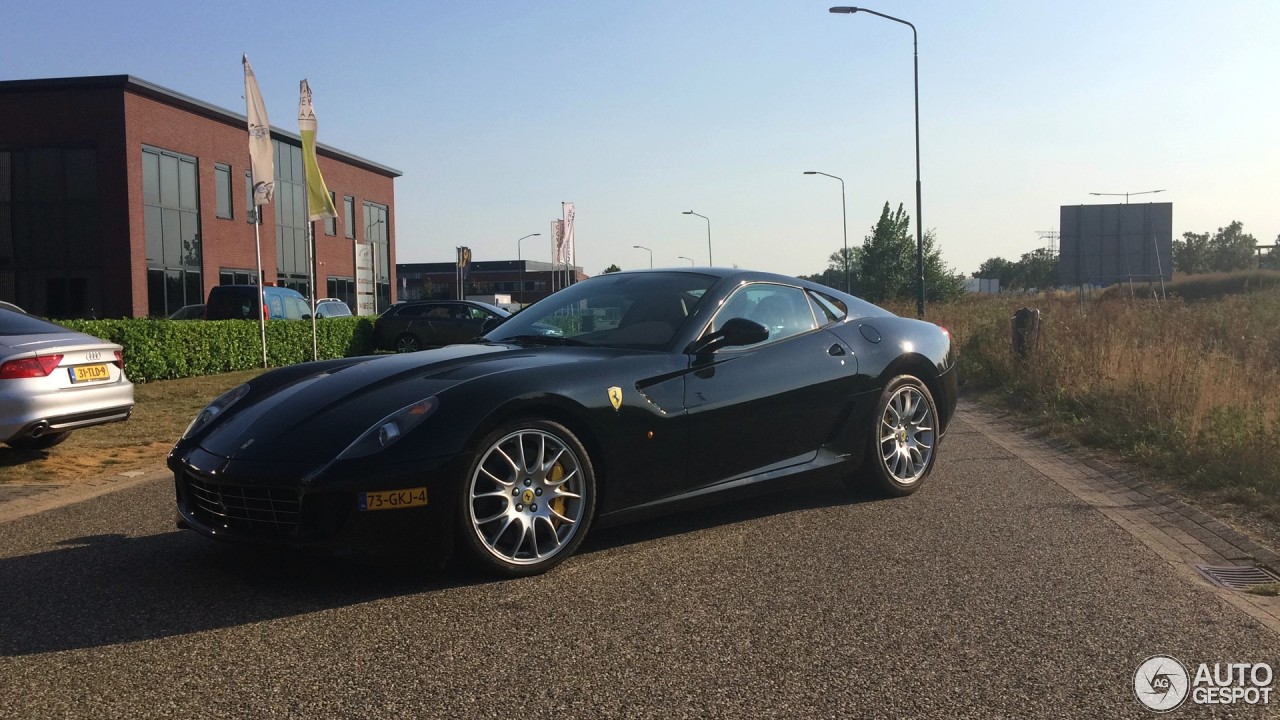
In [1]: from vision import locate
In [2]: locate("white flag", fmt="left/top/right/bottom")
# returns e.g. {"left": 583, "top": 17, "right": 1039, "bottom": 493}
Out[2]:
{"left": 562, "top": 202, "right": 575, "bottom": 267}
{"left": 243, "top": 55, "right": 275, "bottom": 205}
{"left": 552, "top": 220, "right": 565, "bottom": 264}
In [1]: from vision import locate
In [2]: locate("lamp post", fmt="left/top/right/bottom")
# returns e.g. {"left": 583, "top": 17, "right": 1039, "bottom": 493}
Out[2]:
{"left": 804, "top": 171, "right": 849, "bottom": 293}
{"left": 633, "top": 244, "right": 653, "bottom": 268}
{"left": 516, "top": 232, "right": 540, "bottom": 306}
{"left": 677, "top": 255, "right": 695, "bottom": 266}
{"left": 1089, "top": 189, "right": 1165, "bottom": 204}
{"left": 829, "top": 6, "right": 925, "bottom": 318}
{"left": 682, "top": 211, "right": 712, "bottom": 266}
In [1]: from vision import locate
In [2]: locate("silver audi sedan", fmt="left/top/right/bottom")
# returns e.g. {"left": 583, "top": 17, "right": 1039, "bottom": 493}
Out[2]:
{"left": 0, "top": 307, "right": 134, "bottom": 450}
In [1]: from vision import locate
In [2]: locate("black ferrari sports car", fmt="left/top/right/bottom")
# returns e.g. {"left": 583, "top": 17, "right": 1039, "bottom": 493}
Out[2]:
{"left": 169, "top": 269, "right": 957, "bottom": 576}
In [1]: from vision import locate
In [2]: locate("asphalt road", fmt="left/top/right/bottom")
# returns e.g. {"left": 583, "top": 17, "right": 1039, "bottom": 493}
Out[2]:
{"left": 1, "top": 410, "right": 1276, "bottom": 719}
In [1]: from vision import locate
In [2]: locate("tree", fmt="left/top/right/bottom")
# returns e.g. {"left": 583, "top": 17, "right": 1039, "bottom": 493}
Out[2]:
{"left": 855, "top": 202, "right": 964, "bottom": 303}
{"left": 1172, "top": 231, "right": 1211, "bottom": 274}
{"left": 858, "top": 203, "right": 915, "bottom": 302}
{"left": 601, "top": 264, "right": 621, "bottom": 274}
{"left": 1014, "top": 247, "right": 1059, "bottom": 290}
{"left": 922, "top": 229, "right": 967, "bottom": 301}
{"left": 1208, "top": 221, "right": 1257, "bottom": 272}
{"left": 974, "top": 257, "right": 1018, "bottom": 287}
{"left": 826, "top": 246, "right": 862, "bottom": 294}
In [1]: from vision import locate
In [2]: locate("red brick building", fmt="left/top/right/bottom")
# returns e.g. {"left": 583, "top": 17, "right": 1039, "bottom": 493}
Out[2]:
{"left": 0, "top": 75, "right": 400, "bottom": 318}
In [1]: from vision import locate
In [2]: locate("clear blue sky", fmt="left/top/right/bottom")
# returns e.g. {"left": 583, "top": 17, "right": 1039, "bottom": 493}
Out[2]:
{"left": 5, "top": 1, "right": 1277, "bottom": 278}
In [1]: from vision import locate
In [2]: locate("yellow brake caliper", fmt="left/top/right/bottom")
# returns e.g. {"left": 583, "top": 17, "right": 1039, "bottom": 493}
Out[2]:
{"left": 549, "top": 462, "right": 567, "bottom": 525}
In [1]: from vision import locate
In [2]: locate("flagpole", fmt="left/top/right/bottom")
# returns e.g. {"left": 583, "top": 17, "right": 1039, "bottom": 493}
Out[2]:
{"left": 250, "top": 176, "right": 268, "bottom": 369}
{"left": 308, "top": 221, "right": 317, "bottom": 360}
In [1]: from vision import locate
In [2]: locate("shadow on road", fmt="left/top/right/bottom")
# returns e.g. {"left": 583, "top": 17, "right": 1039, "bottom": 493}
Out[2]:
{"left": 0, "top": 475, "right": 879, "bottom": 657}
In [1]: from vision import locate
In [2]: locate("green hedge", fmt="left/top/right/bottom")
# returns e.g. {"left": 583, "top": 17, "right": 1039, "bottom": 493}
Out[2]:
{"left": 56, "top": 317, "right": 376, "bottom": 383}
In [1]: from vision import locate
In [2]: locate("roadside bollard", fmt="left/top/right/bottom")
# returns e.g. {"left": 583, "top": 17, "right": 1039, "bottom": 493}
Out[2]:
{"left": 1011, "top": 307, "right": 1041, "bottom": 360}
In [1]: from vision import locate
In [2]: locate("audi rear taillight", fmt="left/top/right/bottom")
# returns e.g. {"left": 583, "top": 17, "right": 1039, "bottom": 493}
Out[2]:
{"left": 0, "top": 354, "right": 64, "bottom": 379}
{"left": 114, "top": 349, "right": 124, "bottom": 369}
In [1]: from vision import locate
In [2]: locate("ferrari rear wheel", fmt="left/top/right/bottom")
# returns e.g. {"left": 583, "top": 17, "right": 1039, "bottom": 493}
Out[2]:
{"left": 864, "top": 375, "right": 938, "bottom": 497}
{"left": 460, "top": 420, "right": 596, "bottom": 577}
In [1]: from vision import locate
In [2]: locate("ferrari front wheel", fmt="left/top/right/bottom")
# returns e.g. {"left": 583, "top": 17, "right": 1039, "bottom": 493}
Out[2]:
{"left": 863, "top": 375, "right": 939, "bottom": 497}
{"left": 459, "top": 420, "right": 596, "bottom": 577}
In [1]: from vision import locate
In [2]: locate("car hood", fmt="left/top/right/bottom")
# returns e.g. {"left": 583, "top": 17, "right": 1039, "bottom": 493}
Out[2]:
{"left": 195, "top": 342, "right": 624, "bottom": 464}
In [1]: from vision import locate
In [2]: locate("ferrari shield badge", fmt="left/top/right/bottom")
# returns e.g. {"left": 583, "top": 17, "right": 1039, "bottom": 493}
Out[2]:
{"left": 608, "top": 386, "right": 623, "bottom": 411}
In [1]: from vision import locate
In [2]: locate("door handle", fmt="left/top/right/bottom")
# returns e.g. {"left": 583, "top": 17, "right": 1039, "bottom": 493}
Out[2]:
{"left": 827, "top": 344, "right": 845, "bottom": 357}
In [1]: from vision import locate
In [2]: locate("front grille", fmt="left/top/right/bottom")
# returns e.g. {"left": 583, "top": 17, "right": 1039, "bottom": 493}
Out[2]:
{"left": 183, "top": 473, "right": 301, "bottom": 537}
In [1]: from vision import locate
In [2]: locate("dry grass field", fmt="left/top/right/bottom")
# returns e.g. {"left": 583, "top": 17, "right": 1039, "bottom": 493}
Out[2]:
{"left": 887, "top": 273, "right": 1280, "bottom": 540}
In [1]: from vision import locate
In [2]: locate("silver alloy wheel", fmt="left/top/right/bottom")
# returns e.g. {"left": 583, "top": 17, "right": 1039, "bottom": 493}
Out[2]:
{"left": 468, "top": 429, "right": 587, "bottom": 566}
{"left": 878, "top": 384, "right": 935, "bottom": 485}
{"left": 395, "top": 334, "right": 420, "bottom": 353}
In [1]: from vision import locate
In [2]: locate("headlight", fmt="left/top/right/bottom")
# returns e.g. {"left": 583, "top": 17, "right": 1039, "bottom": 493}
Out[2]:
{"left": 337, "top": 397, "right": 439, "bottom": 460}
{"left": 183, "top": 383, "right": 250, "bottom": 439}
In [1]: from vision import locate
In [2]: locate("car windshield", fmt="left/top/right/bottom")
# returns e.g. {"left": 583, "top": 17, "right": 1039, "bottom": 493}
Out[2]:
{"left": 487, "top": 272, "right": 718, "bottom": 351}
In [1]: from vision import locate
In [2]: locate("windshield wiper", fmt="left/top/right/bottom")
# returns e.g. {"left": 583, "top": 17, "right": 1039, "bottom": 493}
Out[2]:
{"left": 497, "top": 334, "right": 592, "bottom": 347}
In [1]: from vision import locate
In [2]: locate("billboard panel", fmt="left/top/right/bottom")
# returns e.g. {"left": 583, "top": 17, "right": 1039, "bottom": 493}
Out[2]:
{"left": 1059, "top": 202, "right": 1173, "bottom": 285}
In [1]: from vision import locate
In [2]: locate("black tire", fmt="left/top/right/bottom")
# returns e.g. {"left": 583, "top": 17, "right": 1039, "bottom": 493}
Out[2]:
{"left": 7, "top": 430, "right": 71, "bottom": 451}
{"left": 457, "top": 419, "right": 596, "bottom": 577}
{"left": 394, "top": 334, "right": 421, "bottom": 353}
{"left": 861, "top": 375, "right": 939, "bottom": 497}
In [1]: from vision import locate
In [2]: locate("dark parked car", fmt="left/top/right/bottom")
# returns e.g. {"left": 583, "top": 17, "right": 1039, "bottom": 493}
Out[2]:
{"left": 371, "top": 300, "right": 509, "bottom": 352}
{"left": 167, "top": 304, "right": 206, "bottom": 320}
{"left": 205, "top": 285, "right": 311, "bottom": 321}
{"left": 170, "top": 269, "right": 957, "bottom": 577}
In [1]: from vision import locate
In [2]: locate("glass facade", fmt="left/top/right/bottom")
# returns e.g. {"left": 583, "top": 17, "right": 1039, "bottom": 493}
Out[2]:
{"left": 0, "top": 147, "right": 103, "bottom": 318}
{"left": 143, "top": 146, "right": 203, "bottom": 317}
{"left": 273, "top": 140, "right": 307, "bottom": 279}
{"left": 364, "top": 201, "right": 391, "bottom": 310}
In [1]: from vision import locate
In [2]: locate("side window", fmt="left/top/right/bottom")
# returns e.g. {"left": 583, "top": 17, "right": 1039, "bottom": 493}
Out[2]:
{"left": 267, "top": 295, "right": 285, "bottom": 319}
{"left": 424, "top": 306, "right": 452, "bottom": 319}
{"left": 809, "top": 291, "right": 848, "bottom": 322}
{"left": 286, "top": 296, "right": 309, "bottom": 319}
{"left": 707, "top": 284, "right": 818, "bottom": 346}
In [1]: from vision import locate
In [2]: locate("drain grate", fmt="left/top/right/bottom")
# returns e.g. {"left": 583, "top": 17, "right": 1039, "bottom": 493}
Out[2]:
{"left": 1194, "top": 564, "right": 1280, "bottom": 590}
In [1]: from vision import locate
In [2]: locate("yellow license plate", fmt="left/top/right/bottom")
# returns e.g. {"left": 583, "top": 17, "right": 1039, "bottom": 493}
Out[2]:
{"left": 70, "top": 364, "right": 110, "bottom": 383}
{"left": 359, "top": 487, "right": 428, "bottom": 511}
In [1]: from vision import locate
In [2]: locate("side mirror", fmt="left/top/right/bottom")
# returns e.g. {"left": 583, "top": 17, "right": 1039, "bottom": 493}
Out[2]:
{"left": 689, "top": 317, "right": 769, "bottom": 356}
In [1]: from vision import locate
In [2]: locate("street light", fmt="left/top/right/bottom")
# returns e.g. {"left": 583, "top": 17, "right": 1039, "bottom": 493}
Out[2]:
{"left": 516, "top": 232, "right": 540, "bottom": 306}
{"left": 677, "top": 255, "right": 695, "bottom": 266}
{"left": 804, "top": 171, "right": 849, "bottom": 293}
{"left": 632, "top": 244, "right": 653, "bottom": 268}
{"left": 1089, "top": 189, "right": 1165, "bottom": 204}
{"left": 829, "top": 6, "right": 925, "bottom": 318}
{"left": 682, "top": 211, "right": 712, "bottom": 266}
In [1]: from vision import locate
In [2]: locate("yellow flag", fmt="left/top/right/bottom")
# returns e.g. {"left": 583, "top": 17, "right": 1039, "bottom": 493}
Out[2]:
{"left": 298, "top": 79, "right": 338, "bottom": 221}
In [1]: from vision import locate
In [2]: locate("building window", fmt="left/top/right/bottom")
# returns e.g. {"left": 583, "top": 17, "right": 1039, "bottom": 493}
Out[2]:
{"left": 277, "top": 272, "right": 309, "bottom": 298}
{"left": 325, "top": 192, "right": 337, "bottom": 236}
{"left": 364, "top": 201, "right": 390, "bottom": 310}
{"left": 343, "top": 196, "right": 355, "bottom": 238}
{"left": 142, "top": 146, "right": 202, "bottom": 317}
{"left": 326, "top": 276, "right": 355, "bottom": 308}
{"left": 219, "top": 269, "right": 258, "bottom": 286}
{"left": 214, "top": 163, "right": 233, "bottom": 219}
{"left": 273, "top": 140, "right": 308, "bottom": 279}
